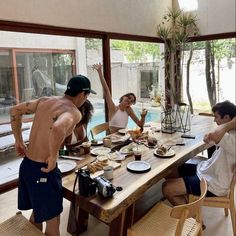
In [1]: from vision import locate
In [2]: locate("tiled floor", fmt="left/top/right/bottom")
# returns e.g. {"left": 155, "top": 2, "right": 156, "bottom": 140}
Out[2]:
{"left": 0, "top": 188, "right": 234, "bottom": 236}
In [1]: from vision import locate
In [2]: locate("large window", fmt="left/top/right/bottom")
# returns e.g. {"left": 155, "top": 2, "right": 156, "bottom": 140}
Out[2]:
{"left": 109, "top": 40, "right": 163, "bottom": 125}
{"left": 182, "top": 38, "right": 236, "bottom": 113}
{"left": 0, "top": 31, "right": 103, "bottom": 125}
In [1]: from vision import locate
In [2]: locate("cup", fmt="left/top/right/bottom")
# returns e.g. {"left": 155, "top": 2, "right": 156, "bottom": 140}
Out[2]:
{"left": 82, "top": 142, "right": 91, "bottom": 154}
{"left": 133, "top": 148, "right": 142, "bottom": 161}
{"left": 103, "top": 165, "right": 114, "bottom": 180}
{"left": 103, "top": 138, "right": 112, "bottom": 148}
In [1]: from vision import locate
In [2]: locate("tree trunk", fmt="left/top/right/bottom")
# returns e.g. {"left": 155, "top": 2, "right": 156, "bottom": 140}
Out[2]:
{"left": 186, "top": 43, "right": 193, "bottom": 114}
{"left": 205, "top": 41, "right": 217, "bottom": 107}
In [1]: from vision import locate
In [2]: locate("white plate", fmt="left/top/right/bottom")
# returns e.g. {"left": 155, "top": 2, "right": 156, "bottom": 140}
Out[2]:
{"left": 57, "top": 160, "right": 77, "bottom": 173}
{"left": 127, "top": 161, "right": 151, "bottom": 173}
{"left": 111, "top": 134, "right": 130, "bottom": 143}
{"left": 120, "top": 145, "right": 134, "bottom": 155}
{"left": 91, "top": 147, "right": 111, "bottom": 156}
{"left": 153, "top": 148, "right": 175, "bottom": 158}
{"left": 118, "top": 128, "right": 128, "bottom": 134}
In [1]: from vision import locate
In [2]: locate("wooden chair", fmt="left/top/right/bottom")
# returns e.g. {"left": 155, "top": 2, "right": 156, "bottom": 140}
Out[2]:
{"left": 0, "top": 212, "right": 44, "bottom": 236}
{"left": 90, "top": 122, "right": 109, "bottom": 138}
{"left": 189, "top": 172, "right": 236, "bottom": 235}
{"left": 127, "top": 179, "right": 207, "bottom": 236}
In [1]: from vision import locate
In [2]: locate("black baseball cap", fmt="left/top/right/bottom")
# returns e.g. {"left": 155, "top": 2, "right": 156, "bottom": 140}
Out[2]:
{"left": 65, "top": 75, "right": 96, "bottom": 97}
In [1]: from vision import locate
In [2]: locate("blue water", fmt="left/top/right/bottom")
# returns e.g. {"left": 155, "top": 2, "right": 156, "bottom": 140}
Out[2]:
{"left": 87, "top": 102, "right": 160, "bottom": 139}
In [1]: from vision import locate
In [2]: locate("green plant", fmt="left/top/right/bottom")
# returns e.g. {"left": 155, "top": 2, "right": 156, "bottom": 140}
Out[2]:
{"left": 157, "top": 8, "right": 199, "bottom": 105}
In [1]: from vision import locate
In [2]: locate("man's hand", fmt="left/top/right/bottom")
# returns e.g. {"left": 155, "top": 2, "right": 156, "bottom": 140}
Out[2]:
{"left": 41, "top": 157, "right": 57, "bottom": 173}
{"left": 203, "top": 133, "right": 215, "bottom": 144}
{"left": 15, "top": 141, "right": 27, "bottom": 157}
{"left": 203, "top": 117, "right": 236, "bottom": 144}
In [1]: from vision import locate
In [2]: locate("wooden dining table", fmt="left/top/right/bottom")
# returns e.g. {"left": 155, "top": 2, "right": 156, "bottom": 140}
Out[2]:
{"left": 62, "top": 115, "right": 216, "bottom": 236}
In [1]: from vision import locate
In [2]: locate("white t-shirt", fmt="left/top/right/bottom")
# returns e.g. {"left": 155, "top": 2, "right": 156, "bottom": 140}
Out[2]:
{"left": 197, "top": 130, "right": 236, "bottom": 196}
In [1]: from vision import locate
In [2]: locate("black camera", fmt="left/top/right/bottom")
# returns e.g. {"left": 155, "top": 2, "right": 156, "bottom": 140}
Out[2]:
{"left": 78, "top": 169, "right": 116, "bottom": 198}
{"left": 78, "top": 169, "right": 97, "bottom": 197}
{"left": 94, "top": 176, "right": 116, "bottom": 198}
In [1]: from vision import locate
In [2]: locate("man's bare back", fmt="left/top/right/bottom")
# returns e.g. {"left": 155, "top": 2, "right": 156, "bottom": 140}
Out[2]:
{"left": 27, "top": 96, "right": 81, "bottom": 163}
{"left": 10, "top": 95, "right": 83, "bottom": 172}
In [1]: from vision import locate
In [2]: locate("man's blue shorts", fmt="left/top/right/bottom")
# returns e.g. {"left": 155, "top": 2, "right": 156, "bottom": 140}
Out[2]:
{"left": 18, "top": 157, "right": 63, "bottom": 223}
{"left": 178, "top": 163, "right": 215, "bottom": 197}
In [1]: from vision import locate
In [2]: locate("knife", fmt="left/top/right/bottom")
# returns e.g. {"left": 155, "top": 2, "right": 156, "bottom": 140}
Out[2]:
{"left": 59, "top": 155, "right": 84, "bottom": 161}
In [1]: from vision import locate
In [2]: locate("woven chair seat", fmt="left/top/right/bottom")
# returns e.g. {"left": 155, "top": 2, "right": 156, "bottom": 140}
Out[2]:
{"left": 0, "top": 212, "right": 44, "bottom": 236}
{"left": 128, "top": 202, "right": 201, "bottom": 236}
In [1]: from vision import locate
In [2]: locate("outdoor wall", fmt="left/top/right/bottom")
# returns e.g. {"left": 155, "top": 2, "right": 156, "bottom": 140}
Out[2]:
{"left": 0, "top": 0, "right": 171, "bottom": 37}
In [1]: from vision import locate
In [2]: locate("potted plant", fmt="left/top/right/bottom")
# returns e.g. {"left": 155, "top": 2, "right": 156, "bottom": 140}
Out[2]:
{"left": 157, "top": 8, "right": 199, "bottom": 106}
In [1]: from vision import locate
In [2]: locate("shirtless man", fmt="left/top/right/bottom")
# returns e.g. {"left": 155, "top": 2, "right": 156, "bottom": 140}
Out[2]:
{"left": 10, "top": 75, "right": 96, "bottom": 236}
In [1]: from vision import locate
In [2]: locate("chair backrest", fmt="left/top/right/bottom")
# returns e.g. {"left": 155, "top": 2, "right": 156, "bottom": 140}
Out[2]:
{"left": 229, "top": 169, "right": 236, "bottom": 199}
{"left": 171, "top": 178, "right": 207, "bottom": 235}
{"left": 90, "top": 122, "right": 109, "bottom": 138}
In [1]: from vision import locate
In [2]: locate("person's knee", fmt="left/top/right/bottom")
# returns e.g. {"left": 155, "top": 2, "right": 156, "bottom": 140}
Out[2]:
{"left": 162, "top": 180, "right": 172, "bottom": 198}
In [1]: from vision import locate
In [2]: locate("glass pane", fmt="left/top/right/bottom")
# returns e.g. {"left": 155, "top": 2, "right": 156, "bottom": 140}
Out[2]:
{"left": 0, "top": 31, "right": 104, "bottom": 127}
{"left": 182, "top": 39, "right": 236, "bottom": 113}
{"left": 109, "top": 39, "right": 164, "bottom": 127}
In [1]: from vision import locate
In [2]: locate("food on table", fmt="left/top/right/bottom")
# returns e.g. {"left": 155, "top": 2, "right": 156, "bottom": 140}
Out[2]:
{"left": 147, "top": 137, "right": 158, "bottom": 147}
{"left": 87, "top": 159, "right": 109, "bottom": 174}
{"left": 128, "top": 128, "right": 142, "bottom": 139}
{"left": 96, "top": 155, "right": 109, "bottom": 163}
{"left": 156, "top": 146, "right": 167, "bottom": 155}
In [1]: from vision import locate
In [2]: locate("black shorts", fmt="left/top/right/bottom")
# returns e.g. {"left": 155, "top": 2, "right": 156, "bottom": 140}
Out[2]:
{"left": 178, "top": 163, "right": 215, "bottom": 197}
{"left": 18, "top": 157, "right": 63, "bottom": 223}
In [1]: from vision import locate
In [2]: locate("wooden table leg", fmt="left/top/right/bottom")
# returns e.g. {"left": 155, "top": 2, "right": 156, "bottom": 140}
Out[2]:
{"left": 67, "top": 202, "right": 89, "bottom": 235}
{"left": 109, "top": 212, "right": 125, "bottom": 236}
{"left": 122, "top": 204, "right": 135, "bottom": 236}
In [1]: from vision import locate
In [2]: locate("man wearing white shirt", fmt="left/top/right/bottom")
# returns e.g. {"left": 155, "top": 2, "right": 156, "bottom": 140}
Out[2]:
{"left": 162, "top": 101, "right": 236, "bottom": 205}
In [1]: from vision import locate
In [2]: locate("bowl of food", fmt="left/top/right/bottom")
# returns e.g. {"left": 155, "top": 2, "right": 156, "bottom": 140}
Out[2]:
{"left": 147, "top": 136, "right": 158, "bottom": 147}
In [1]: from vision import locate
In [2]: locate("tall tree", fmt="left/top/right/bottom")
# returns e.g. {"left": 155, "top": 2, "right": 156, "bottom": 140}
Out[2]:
{"left": 186, "top": 42, "right": 194, "bottom": 113}
{"left": 205, "top": 41, "right": 217, "bottom": 107}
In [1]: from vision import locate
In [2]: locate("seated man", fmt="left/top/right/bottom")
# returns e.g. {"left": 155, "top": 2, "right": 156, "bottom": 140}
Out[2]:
{"left": 162, "top": 100, "right": 236, "bottom": 206}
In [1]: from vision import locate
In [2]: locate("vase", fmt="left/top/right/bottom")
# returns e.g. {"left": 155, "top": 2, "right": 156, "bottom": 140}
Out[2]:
{"left": 173, "top": 103, "right": 191, "bottom": 133}
{"left": 161, "top": 109, "right": 176, "bottom": 134}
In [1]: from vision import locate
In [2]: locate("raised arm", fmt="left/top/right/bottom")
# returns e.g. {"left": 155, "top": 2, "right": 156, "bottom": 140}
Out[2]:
{"left": 10, "top": 99, "right": 40, "bottom": 156}
{"left": 204, "top": 116, "right": 236, "bottom": 144}
{"left": 93, "top": 63, "right": 116, "bottom": 111}
{"left": 127, "top": 107, "right": 148, "bottom": 129}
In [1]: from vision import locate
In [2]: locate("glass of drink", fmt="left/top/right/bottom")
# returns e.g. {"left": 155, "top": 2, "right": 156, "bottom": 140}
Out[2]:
{"left": 133, "top": 147, "right": 142, "bottom": 161}
{"left": 82, "top": 142, "right": 91, "bottom": 154}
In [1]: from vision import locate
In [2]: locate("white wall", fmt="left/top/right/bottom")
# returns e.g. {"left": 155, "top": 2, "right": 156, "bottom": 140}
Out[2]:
{"left": 175, "top": 0, "right": 235, "bottom": 35}
{"left": 0, "top": 0, "right": 171, "bottom": 37}
{"left": 197, "top": 0, "right": 235, "bottom": 35}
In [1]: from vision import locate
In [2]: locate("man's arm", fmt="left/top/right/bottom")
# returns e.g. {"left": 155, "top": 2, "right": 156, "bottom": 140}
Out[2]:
{"left": 41, "top": 111, "right": 81, "bottom": 173}
{"left": 204, "top": 116, "right": 236, "bottom": 144}
{"left": 10, "top": 99, "right": 40, "bottom": 156}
